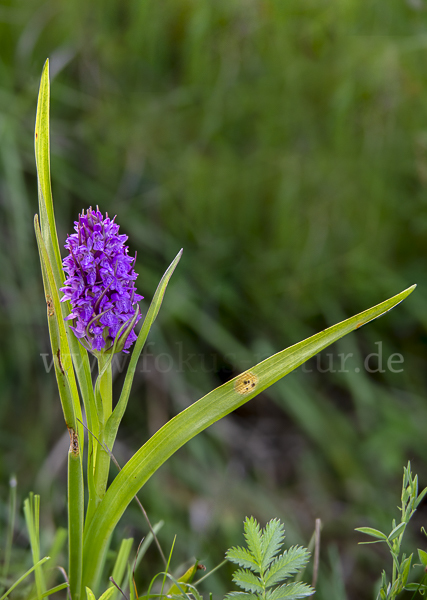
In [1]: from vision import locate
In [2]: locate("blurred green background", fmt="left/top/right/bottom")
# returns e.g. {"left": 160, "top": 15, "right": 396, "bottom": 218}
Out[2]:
{"left": 1, "top": 0, "right": 427, "bottom": 598}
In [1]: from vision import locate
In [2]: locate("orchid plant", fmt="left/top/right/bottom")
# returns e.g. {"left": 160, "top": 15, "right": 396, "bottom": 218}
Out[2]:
{"left": 31, "top": 60, "right": 416, "bottom": 600}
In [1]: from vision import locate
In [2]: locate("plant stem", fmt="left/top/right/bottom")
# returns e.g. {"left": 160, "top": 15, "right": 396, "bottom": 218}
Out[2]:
{"left": 68, "top": 437, "right": 84, "bottom": 600}
{"left": 94, "top": 354, "right": 113, "bottom": 506}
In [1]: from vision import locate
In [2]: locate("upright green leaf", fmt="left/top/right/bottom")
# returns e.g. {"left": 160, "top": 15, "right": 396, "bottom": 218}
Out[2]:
{"left": 23, "top": 494, "right": 46, "bottom": 600}
{"left": 261, "top": 519, "right": 285, "bottom": 572}
{"left": 35, "top": 59, "right": 61, "bottom": 273}
{"left": 104, "top": 249, "right": 183, "bottom": 451}
{"left": 34, "top": 60, "right": 96, "bottom": 474}
{"left": 34, "top": 216, "right": 83, "bottom": 434}
{"left": 243, "top": 518, "right": 263, "bottom": 568}
{"left": 110, "top": 538, "right": 133, "bottom": 600}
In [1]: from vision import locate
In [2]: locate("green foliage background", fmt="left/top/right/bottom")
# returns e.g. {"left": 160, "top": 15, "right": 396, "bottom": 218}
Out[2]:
{"left": 0, "top": 1, "right": 427, "bottom": 598}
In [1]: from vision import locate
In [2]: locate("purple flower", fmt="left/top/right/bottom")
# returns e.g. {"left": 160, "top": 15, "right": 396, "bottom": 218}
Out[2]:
{"left": 60, "top": 207, "right": 143, "bottom": 353}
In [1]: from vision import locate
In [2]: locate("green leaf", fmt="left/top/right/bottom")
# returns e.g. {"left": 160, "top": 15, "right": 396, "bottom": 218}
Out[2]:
{"left": 355, "top": 527, "right": 388, "bottom": 541}
{"left": 34, "top": 216, "right": 81, "bottom": 431}
{"left": 167, "top": 562, "right": 199, "bottom": 596}
{"left": 405, "top": 583, "right": 427, "bottom": 592}
{"left": 34, "top": 59, "right": 96, "bottom": 498}
{"left": 415, "top": 487, "right": 427, "bottom": 508}
{"left": 264, "top": 547, "right": 311, "bottom": 588}
{"left": 86, "top": 588, "right": 96, "bottom": 600}
{"left": 226, "top": 546, "right": 261, "bottom": 573}
{"left": 418, "top": 549, "right": 427, "bottom": 566}
{"left": 388, "top": 522, "right": 406, "bottom": 541}
{"left": 224, "top": 593, "right": 258, "bottom": 600}
{"left": 0, "top": 557, "right": 50, "bottom": 600}
{"left": 232, "top": 569, "right": 264, "bottom": 594}
{"left": 23, "top": 493, "right": 46, "bottom": 599}
{"left": 260, "top": 519, "right": 285, "bottom": 572}
{"left": 243, "top": 517, "right": 263, "bottom": 568}
{"left": 85, "top": 587, "right": 115, "bottom": 600}
{"left": 104, "top": 249, "right": 182, "bottom": 452}
{"left": 39, "top": 584, "right": 70, "bottom": 598}
{"left": 81, "top": 285, "right": 416, "bottom": 590}
{"left": 98, "top": 588, "right": 116, "bottom": 600}
{"left": 35, "top": 59, "right": 61, "bottom": 275}
{"left": 400, "top": 554, "right": 412, "bottom": 587}
{"left": 266, "top": 582, "right": 315, "bottom": 599}
{"left": 110, "top": 538, "right": 133, "bottom": 600}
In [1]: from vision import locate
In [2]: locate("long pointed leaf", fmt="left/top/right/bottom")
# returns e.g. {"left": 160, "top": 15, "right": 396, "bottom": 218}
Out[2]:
{"left": 23, "top": 494, "right": 46, "bottom": 599}
{"left": 35, "top": 59, "right": 61, "bottom": 272}
{"left": 0, "top": 557, "right": 50, "bottom": 600}
{"left": 34, "top": 215, "right": 82, "bottom": 433}
{"left": 34, "top": 60, "right": 97, "bottom": 472}
{"left": 104, "top": 249, "right": 183, "bottom": 450}
{"left": 81, "top": 285, "right": 415, "bottom": 591}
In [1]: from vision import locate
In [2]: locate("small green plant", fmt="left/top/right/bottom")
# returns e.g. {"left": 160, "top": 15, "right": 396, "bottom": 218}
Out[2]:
{"left": 225, "top": 517, "right": 314, "bottom": 600}
{"left": 356, "top": 462, "right": 427, "bottom": 599}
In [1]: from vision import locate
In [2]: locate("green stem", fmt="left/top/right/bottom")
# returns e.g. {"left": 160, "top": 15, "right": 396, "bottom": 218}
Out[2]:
{"left": 98, "top": 353, "right": 112, "bottom": 424}
{"left": 92, "top": 354, "right": 113, "bottom": 511}
{"left": 68, "top": 435, "right": 84, "bottom": 600}
{"left": 84, "top": 353, "right": 113, "bottom": 533}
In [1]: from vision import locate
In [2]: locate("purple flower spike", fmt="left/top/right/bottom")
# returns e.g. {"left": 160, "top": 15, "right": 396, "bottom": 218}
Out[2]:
{"left": 60, "top": 207, "right": 143, "bottom": 354}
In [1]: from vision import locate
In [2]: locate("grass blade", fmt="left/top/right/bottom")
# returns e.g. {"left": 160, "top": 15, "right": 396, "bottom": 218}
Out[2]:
{"left": 110, "top": 538, "right": 133, "bottom": 600}
{"left": 23, "top": 494, "right": 46, "bottom": 599}
{"left": 0, "top": 557, "right": 50, "bottom": 600}
{"left": 39, "top": 583, "right": 70, "bottom": 598}
{"left": 1, "top": 475, "right": 17, "bottom": 582}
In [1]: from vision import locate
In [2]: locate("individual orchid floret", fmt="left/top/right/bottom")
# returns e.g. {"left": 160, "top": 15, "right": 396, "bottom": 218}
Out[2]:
{"left": 60, "top": 207, "right": 143, "bottom": 353}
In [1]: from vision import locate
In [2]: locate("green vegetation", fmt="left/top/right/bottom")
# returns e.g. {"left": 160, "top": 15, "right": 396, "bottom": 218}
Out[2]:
{"left": 0, "top": 1, "right": 427, "bottom": 598}
{"left": 225, "top": 517, "right": 314, "bottom": 599}
{"left": 356, "top": 463, "right": 427, "bottom": 599}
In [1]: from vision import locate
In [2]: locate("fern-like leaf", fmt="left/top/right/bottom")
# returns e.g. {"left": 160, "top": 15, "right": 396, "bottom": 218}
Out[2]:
{"left": 264, "top": 547, "right": 311, "bottom": 588}
{"left": 224, "top": 592, "right": 259, "bottom": 600}
{"left": 266, "top": 582, "right": 315, "bottom": 600}
{"left": 243, "top": 517, "right": 263, "bottom": 567}
{"left": 260, "top": 519, "right": 286, "bottom": 572}
{"left": 226, "top": 517, "right": 314, "bottom": 600}
{"left": 226, "top": 545, "right": 261, "bottom": 573}
{"left": 232, "top": 569, "right": 264, "bottom": 594}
